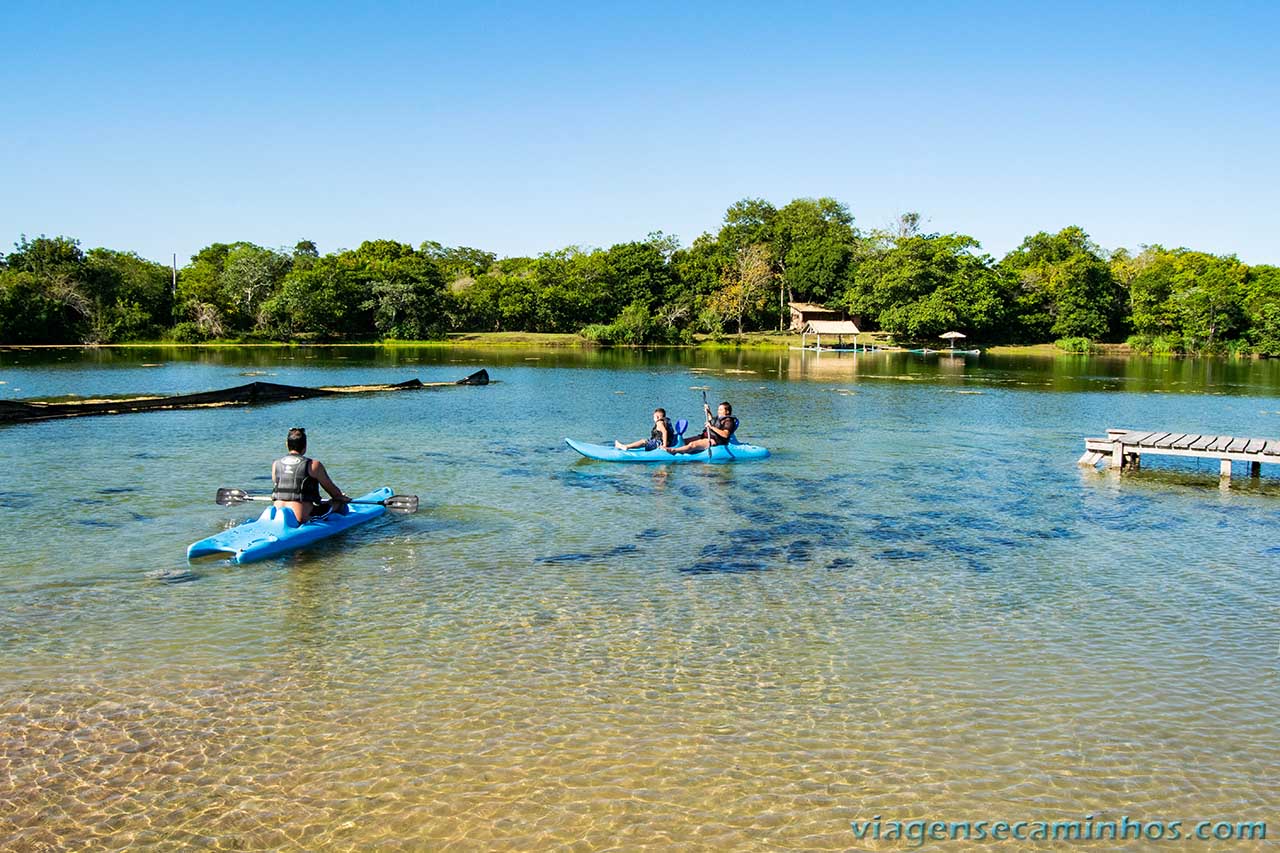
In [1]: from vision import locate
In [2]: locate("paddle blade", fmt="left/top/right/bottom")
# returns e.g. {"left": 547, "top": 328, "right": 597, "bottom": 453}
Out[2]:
{"left": 216, "top": 487, "right": 252, "bottom": 506}
{"left": 382, "top": 494, "right": 419, "bottom": 513}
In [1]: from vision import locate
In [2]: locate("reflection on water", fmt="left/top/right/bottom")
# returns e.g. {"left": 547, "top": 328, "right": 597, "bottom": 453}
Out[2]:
{"left": 6, "top": 343, "right": 1280, "bottom": 399}
{"left": 1, "top": 347, "right": 1278, "bottom": 850}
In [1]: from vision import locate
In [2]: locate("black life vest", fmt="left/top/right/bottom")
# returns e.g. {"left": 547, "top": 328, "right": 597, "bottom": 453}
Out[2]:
{"left": 705, "top": 415, "right": 739, "bottom": 446}
{"left": 273, "top": 454, "right": 320, "bottom": 503}
{"left": 650, "top": 416, "right": 675, "bottom": 447}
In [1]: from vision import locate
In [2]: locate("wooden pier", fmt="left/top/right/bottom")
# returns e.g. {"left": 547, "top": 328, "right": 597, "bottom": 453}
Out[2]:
{"left": 1079, "top": 428, "right": 1280, "bottom": 484}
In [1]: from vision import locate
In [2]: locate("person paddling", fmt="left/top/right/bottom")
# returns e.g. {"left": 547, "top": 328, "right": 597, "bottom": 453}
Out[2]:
{"left": 272, "top": 427, "right": 350, "bottom": 523}
{"left": 615, "top": 408, "right": 676, "bottom": 451}
{"left": 667, "top": 401, "right": 737, "bottom": 454}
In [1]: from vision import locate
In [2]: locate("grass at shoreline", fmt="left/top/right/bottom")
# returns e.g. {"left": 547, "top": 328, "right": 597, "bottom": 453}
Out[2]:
{"left": 0, "top": 335, "right": 1226, "bottom": 359}
{"left": 0, "top": 332, "right": 590, "bottom": 349}
{"left": 0, "top": 330, "right": 898, "bottom": 350}
{"left": 985, "top": 342, "right": 1135, "bottom": 355}
{"left": 0, "top": 331, "right": 857, "bottom": 349}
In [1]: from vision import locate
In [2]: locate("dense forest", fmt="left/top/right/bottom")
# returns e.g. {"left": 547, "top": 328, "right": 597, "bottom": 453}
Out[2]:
{"left": 3, "top": 198, "right": 1278, "bottom": 354}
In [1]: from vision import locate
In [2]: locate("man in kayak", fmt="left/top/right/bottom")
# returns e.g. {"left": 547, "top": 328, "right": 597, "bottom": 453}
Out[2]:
{"left": 667, "top": 401, "right": 737, "bottom": 454}
{"left": 272, "top": 427, "right": 351, "bottom": 523}
{"left": 615, "top": 407, "right": 676, "bottom": 451}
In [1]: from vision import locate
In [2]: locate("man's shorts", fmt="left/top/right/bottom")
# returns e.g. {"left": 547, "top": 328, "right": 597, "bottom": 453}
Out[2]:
{"left": 309, "top": 501, "right": 349, "bottom": 519}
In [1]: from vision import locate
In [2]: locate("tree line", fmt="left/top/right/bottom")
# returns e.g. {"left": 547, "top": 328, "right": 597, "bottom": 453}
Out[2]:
{"left": 3, "top": 198, "right": 1278, "bottom": 355}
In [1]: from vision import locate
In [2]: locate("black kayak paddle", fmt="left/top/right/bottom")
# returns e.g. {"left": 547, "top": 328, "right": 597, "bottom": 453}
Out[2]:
{"left": 215, "top": 488, "right": 419, "bottom": 513}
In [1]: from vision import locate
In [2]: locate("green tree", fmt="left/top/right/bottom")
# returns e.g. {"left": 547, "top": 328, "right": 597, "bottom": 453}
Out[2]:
{"left": 670, "top": 233, "right": 726, "bottom": 299}
{"left": 7, "top": 234, "right": 85, "bottom": 277}
{"left": 261, "top": 262, "right": 363, "bottom": 339}
{"left": 292, "top": 240, "right": 319, "bottom": 272}
{"left": 773, "top": 198, "right": 859, "bottom": 314}
{"left": 364, "top": 279, "right": 423, "bottom": 338}
{"left": 338, "top": 241, "right": 447, "bottom": 338}
{"left": 360, "top": 259, "right": 448, "bottom": 339}
{"left": 4, "top": 236, "right": 113, "bottom": 342}
{"left": 843, "top": 233, "right": 1007, "bottom": 340}
{"left": 0, "top": 270, "right": 65, "bottom": 343}
{"left": 494, "top": 276, "right": 539, "bottom": 331}
{"left": 1168, "top": 251, "right": 1245, "bottom": 352}
{"left": 718, "top": 198, "right": 777, "bottom": 256}
{"left": 176, "top": 241, "right": 263, "bottom": 338}
{"left": 1113, "top": 245, "right": 1179, "bottom": 338}
{"left": 217, "top": 244, "right": 292, "bottom": 333}
{"left": 1243, "top": 264, "right": 1280, "bottom": 355}
{"left": 84, "top": 249, "right": 174, "bottom": 340}
{"left": 999, "top": 227, "right": 1122, "bottom": 341}
{"left": 421, "top": 241, "right": 496, "bottom": 282}
{"left": 602, "top": 238, "right": 673, "bottom": 312}
{"left": 1113, "top": 246, "right": 1248, "bottom": 353}
{"left": 447, "top": 263, "right": 525, "bottom": 331}
{"left": 709, "top": 243, "right": 775, "bottom": 334}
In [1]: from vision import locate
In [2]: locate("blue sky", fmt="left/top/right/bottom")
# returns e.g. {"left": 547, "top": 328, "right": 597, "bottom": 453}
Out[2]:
{"left": 2, "top": 1, "right": 1277, "bottom": 265}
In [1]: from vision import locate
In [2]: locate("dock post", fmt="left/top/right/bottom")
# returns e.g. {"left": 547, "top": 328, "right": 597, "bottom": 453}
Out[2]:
{"left": 1251, "top": 461, "right": 1261, "bottom": 477}
{"left": 1111, "top": 440, "right": 1124, "bottom": 469}
{"left": 1220, "top": 459, "right": 1232, "bottom": 480}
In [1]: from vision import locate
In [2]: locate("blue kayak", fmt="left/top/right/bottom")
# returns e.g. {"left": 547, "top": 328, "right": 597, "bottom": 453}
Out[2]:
{"left": 187, "top": 487, "right": 392, "bottom": 563}
{"left": 564, "top": 438, "right": 770, "bottom": 463}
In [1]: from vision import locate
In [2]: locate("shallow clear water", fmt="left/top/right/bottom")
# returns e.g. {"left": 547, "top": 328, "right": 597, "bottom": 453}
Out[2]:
{"left": 1, "top": 346, "right": 1277, "bottom": 851}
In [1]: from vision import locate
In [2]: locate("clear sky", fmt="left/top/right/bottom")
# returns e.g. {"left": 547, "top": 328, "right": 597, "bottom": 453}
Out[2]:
{"left": 2, "top": 1, "right": 1277, "bottom": 265}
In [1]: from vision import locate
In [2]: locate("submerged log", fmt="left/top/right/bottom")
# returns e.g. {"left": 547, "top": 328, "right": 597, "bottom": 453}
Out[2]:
{"left": 0, "top": 370, "right": 491, "bottom": 424}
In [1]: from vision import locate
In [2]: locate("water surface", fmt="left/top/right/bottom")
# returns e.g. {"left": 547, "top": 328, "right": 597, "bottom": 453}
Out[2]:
{"left": 1, "top": 347, "right": 1276, "bottom": 850}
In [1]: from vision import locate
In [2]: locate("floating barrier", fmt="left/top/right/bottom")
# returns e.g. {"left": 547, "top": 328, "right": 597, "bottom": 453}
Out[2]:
{"left": 0, "top": 369, "right": 489, "bottom": 424}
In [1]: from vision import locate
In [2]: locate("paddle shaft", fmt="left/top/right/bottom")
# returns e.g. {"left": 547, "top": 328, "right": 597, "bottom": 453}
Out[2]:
{"left": 215, "top": 487, "right": 418, "bottom": 512}
{"left": 239, "top": 494, "right": 387, "bottom": 506}
{"left": 702, "top": 391, "right": 713, "bottom": 459}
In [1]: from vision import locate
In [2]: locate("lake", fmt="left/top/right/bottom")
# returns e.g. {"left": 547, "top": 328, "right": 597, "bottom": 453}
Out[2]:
{"left": 1, "top": 346, "right": 1276, "bottom": 850}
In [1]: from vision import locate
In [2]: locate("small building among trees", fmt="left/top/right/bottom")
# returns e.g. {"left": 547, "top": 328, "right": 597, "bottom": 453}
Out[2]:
{"left": 788, "top": 302, "right": 845, "bottom": 332}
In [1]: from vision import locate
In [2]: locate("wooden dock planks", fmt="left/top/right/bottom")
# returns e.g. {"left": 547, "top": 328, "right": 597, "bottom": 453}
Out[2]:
{"left": 1080, "top": 427, "right": 1280, "bottom": 487}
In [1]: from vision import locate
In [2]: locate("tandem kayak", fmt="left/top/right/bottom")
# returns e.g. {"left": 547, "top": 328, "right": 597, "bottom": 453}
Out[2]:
{"left": 564, "top": 438, "right": 770, "bottom": 463}
{"left": 187, "top": 487, "right": 393, "bottom": 563}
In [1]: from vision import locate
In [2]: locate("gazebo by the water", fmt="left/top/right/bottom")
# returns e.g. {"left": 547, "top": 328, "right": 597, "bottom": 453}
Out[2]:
{"left": 939, "top": 331, "right": 967, "bottom": 350}
{"left": 800, "top": 320, "right": 861, "bottom": 351}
